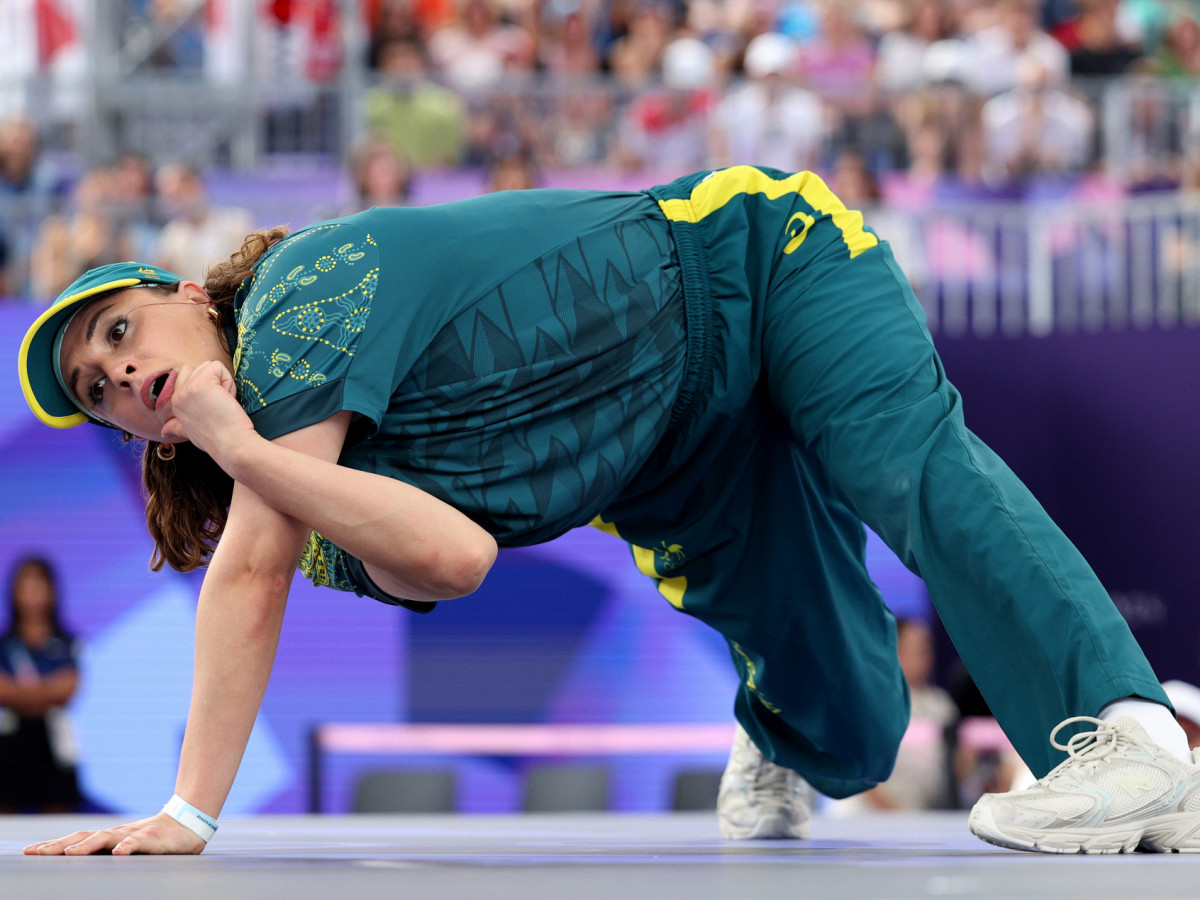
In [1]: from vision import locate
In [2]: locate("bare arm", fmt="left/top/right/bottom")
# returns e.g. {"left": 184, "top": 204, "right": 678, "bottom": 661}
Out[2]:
{"left": 28, "top": 414, "right": 344, "bottom": 856}
{"left": 163, "top": 362, "right": 498, "bottom": 603}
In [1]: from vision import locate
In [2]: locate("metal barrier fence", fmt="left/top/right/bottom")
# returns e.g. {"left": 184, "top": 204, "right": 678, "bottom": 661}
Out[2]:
{"left": 887, "top": 192, "right": 1200, "bottom": 338}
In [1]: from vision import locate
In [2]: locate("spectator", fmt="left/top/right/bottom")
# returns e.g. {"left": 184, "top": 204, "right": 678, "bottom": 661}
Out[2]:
{"left": 801, "top": 3, "right": 908, "bottom": 172}
{"left": 1153, "top": 13, "right": 1200, "bottom": 77}
{"left": 795, "top": 1, "right": 876, "bottom": 107}
{"left": 111, "top": 151, "right": 163, "bottom": 262}
{"left": 0, "top": 116, "right": 64, "bottom": 296}
{"left": 426, "top": 0, "right": 538, "bottom": 90}
{"left": 30, "top": 166, "right": 136, "bottom": 300}
{"left": 614, "top": 36, "right": 719, "bottom": 174}
{"left": 364, "top": 0, "right": 432, "bottom": 64}
{"left": 1069, "top": 0, "right": 1145, "bottom": 76}
{"left": 606, "top": 0, "right": 675, "bottom": 89}
{"left": 710, "top": 32, "right": 825, "bottom": 173}
{"left": 875, "top": 0, "right": 957, "bottom": 95}
{"left": 1122, "top": 77, "right": 1185, "bottom": 191}
{"left": 363, "top": 35, "right": 466, "bottom": 167}
{"left": 487, "top": 150, "right": 539, "bottom": 192}
{"left": 154, "top": 163, "right": 255, "bottom": 283}
{"left": 0, "top": 557, "right": 82, "bottom": 814}
{"left": 349, "top": 139, "right": 414, "bottom": 211}
{"left": 852, "top": 618, "right": 957, "bottom": 811}
{"left": 980, "top": 58, "right": 1095, "bottom": 183}
{"left": 0, "top": 116, "right": 60, "bottom": 203}
{"left": 963, "top": 0, "right": 1070, "bottom": 96}
{"left": 540, "top": 0, "right": 602, "bottom": 77}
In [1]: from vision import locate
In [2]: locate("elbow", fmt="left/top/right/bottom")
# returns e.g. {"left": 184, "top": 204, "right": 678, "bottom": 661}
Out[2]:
{"left": 456, "top": 535, "right": 497, "bottom": 596}
{"left": 400, "top": 534, "right": 497, "bottom": 602}
{"left": 432, "top": 534, "right": 497, "bottom": 599}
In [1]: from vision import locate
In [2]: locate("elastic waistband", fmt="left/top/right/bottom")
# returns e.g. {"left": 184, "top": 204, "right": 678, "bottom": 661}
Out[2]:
{"left": 647, "top": 189, "right": 713, "bottom": 442}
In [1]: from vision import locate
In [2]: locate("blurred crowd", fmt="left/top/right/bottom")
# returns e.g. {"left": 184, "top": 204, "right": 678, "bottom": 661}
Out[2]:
{"left": 3, "top": 0, "right": 1200, "bottom": 300}
{"left": 359, "top": 0, "right": 1200, "bottom": 186}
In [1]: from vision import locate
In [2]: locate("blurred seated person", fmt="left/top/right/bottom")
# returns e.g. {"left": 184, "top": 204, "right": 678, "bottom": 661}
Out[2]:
{"left": 153, "top": 163, "right": 255, "bottom": 282}
{"left": 0, "top": 115, "right": 63, "bottom": 209}
{"left": 794, "top": 0, "right": 876, "bottom": 110}
{"left": 875, "top": 0, "right": 956, "bottom": 95}
{"left": 426, "top": 0, "right": 537, "bottom": 90}
{"left": 364, "top": 35, "right": 465, "bottom": 167}
{"left": 487, "top": 151, "right": 538, "bottom": 192}
{"left": 980, "top": 59, "right": 1094, "bottom": 185}
{"left": 606, "top": 0, "right": 675, "bottom": 90}
{"left": 710, "top": 32, "right": 825, "bottom": 174}
{"left": 964, "top": 0, "right": 1070, "bottom": 97}
{"left": 1163, "top": 681, "right": 1200, "bottom": 750}
{"left": 613, "top": 36, "right": 719, "bottom": 174}
{"left": 349, "top": 139, "right": 414, "bottom": 212}
{"left": 0, "top": 557, "right": 82, "bottom": 814}
{"left": 30, "top": 166, "right": 136, "bottom": 300}
{"left": 540, "top": 1, "right": 601, "bottom": 77}
{"left": 109, "top": 151, "right": 163, "bottom": 261}
{"left": 848, "top": 618, "right": 958, "bottom": 811}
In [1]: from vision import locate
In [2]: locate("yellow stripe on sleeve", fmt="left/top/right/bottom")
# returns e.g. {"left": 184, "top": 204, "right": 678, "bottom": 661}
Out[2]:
{"left": 656, "top": 166, "right": 878, "bottom": 259}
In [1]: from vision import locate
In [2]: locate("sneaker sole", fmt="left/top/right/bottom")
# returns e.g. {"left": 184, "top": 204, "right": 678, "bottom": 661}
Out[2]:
{"left": 970, "top": 803, "right": 1200, "bottom": 854}
{"left": 720, "top": 812, "right": 810, "bottom": 841}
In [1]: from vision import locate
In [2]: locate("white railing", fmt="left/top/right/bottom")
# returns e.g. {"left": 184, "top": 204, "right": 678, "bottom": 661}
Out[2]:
{"left": 876, "top": 191, "right": 1200, "bottom": 339}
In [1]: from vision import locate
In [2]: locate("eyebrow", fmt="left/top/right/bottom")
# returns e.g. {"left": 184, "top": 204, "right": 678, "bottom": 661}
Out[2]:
{"left": 84, "top": 302, "right": 114, "bottom": 343}
{"left": 67, "top": 302, "right": 115, "bottom": 403}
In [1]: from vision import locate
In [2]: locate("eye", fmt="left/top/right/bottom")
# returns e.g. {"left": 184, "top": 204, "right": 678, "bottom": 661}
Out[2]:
{"left": 87, "top": 376, "right": 107, "bottom": 408}
{"left": 108, "top": 318, "right": 127, "bottom": 344}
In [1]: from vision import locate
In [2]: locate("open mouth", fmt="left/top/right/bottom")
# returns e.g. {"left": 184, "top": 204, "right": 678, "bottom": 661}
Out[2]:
{"left": 149, "top": 373, "right": 170, "bottom": 408}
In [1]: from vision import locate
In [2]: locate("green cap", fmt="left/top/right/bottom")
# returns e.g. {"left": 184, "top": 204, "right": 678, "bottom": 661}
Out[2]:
{"left": 18, "top": 262, "right": 183, "bottom": 428}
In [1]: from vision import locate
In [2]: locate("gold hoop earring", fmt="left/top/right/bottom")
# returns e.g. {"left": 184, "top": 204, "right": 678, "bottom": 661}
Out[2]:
{"left": 156, "top": 443, "right": 176, "bottom": 461}
{"left": 207, "top": 306, "right": 221, "bottom": 323}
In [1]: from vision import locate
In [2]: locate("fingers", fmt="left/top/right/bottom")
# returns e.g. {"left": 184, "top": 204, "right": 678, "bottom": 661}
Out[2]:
{"left": 24, "top": 830, "right": 93, "bottom": 854}
{"left": 161, "top": 416, "right": 185, "bottom": 443}
{"left": 23, "top": 815, "right": 206, "bottom": 856}
{"left": 25, "top": 828, "right": 126, "bottom": 856}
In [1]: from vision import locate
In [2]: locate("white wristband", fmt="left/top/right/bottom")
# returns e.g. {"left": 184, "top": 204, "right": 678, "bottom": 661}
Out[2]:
{"left": 162, "top": 794, "right": 219, "bottom": 842}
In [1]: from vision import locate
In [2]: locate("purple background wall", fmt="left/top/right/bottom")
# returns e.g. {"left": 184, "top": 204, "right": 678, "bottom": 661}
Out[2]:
{"left": 936, "top": 328, "right": 1200, "bottom": 685}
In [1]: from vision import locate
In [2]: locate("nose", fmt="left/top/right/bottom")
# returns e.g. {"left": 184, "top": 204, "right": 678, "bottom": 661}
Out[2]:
{"left": 107, "top": 361, "right": 138, "bottom": 391}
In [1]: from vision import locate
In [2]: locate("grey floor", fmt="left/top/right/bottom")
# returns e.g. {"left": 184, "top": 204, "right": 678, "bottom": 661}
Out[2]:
{"left": 3, "top": 812, "right": 1200, "bottom": 900}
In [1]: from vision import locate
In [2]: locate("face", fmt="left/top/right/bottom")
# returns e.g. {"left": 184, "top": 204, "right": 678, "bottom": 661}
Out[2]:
{"left": 896, "top": 620, "right": 935, "bottom": 687}
{"left": 57, "top": 283, "right": 230, "bottom": 441}
{"left": 13, "top": 565, "right": 54, "bottom": 621}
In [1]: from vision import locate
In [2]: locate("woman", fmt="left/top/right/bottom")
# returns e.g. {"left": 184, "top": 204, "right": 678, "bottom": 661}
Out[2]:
{"left": 0, "top": 557, "right": 82, "bottom": 813}
{"left": 16, "top": 165, "right": 1199, "bottom": 855}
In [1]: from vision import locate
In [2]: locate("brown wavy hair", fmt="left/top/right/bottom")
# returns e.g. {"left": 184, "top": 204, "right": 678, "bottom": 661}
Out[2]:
{"left": 135, "top": 226, "right": 291, "bottom": 572}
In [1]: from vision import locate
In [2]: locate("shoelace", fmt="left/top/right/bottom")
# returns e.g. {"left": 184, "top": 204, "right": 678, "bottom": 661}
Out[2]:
{"left": 1040, "top": 716, "right": 1157, "bottom": 788}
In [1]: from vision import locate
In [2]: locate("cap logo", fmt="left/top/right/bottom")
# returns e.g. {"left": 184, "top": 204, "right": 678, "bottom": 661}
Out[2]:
{"left": 137, "top": 267, "right": 159, "bottom": 277}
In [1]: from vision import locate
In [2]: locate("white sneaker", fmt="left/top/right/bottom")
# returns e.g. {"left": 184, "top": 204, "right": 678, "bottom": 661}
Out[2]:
{"left": 717, "top": 723, "right": 816, "bottom": 839}
{"left": 969, "top": 716, "right": 1200, "bottom": 854}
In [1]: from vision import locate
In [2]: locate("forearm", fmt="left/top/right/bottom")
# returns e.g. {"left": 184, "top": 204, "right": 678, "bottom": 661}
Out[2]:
{"left": 173, "top": 567, "right": 289, "bottom": 817}
{"left": 225, "top": 434, "right": 496, "bottom": 601}
{"left": 0, "top": 671, "right": 75, "bottom": 716}
{"left": 0, "top": 672, "right": 31, "bottom": 713}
